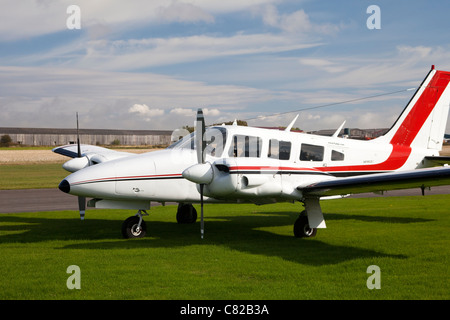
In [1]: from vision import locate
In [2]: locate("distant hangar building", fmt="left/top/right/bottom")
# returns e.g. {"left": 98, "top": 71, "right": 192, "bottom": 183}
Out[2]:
{"left": 0, "top": 127, "right": 173, "bottom": 146}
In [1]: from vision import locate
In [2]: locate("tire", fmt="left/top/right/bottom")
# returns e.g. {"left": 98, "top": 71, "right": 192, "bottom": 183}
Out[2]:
{"left": 176, "top": 204, "right": 197, "bottom": 224}
{"left": 122, "top": 216, "right": 147, "bottom": 239}
{"left": 293, "top": 215, "right": 317, "bottom": 238}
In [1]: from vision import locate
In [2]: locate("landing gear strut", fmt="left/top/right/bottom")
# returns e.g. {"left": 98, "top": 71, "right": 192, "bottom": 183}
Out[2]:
{"left": 293, "top": 211, "right": 317, "bottom": 238}
{"left": 122, "top": 210, "right": 148, "bottom": 239}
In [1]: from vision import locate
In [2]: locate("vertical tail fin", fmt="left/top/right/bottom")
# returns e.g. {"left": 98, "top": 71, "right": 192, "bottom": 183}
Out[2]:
{"left": 380, "top": 66, "right": 450, "bottom": 151}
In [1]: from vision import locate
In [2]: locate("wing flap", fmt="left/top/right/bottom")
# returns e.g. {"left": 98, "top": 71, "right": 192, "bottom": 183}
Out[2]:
{"left": 301, "top": 166, "right": 450, "bottom": 197}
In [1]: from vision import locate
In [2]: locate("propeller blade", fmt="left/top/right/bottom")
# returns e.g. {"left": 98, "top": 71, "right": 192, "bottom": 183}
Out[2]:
{"left": 196, "top": 108, "right": 205, "bottom": 164}
{"left": 78, "top": 196, "right": 86, "bottom": 220}
{"left": 195, "top": 109, "right": 206, "bottom": 239}
{"left": 76, "top": 112, "right": 81, "bottom": 158}
{"left": 76, "top": 113, "right": 85, "bottom": 221}
{"left": 200, "top": 184, "right": 204, "bottom": 239}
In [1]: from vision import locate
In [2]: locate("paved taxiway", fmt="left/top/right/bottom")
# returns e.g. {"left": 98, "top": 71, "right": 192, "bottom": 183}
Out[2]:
{"left": 0, "top": 188, "right": 79, "bottom": 213}
{"left": 1, "top": 186, "right": 450, "bottom": 214}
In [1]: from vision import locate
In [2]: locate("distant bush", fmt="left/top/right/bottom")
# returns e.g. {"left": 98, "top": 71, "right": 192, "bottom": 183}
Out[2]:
{"left": 111, "top": 139, "right": 121, "bottom": 146}
{"left": 0, "top": 134, "right": 13, "bottom": 147}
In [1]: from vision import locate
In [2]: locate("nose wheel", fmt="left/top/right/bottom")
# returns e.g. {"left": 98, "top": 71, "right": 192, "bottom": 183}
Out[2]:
{"left": 122, "top": 210, "right": 148, "bottom": 238}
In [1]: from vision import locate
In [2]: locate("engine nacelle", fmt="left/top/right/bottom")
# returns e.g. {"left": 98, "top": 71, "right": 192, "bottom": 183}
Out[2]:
{"left": 62, "top": 156, "right": 89, "bottom": 172}
{"left": 203, "top": 158, "right": 285, "bottom": 200}
{"left": 203, "top": 159, "right": 238, "bottom": 198}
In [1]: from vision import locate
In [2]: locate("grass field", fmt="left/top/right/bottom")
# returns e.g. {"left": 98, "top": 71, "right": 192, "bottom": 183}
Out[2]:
{"left": 0, "top": 158, "right": 448, "bottom": 300}
{"left": 0, "top": 163, "right": 68, "bottom": 189}
{"left": 0, "top": 196, "right": 448, "bottom": 300}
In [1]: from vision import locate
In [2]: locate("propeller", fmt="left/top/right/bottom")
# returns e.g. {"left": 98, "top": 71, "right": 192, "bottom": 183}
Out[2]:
{"left": 76, "top": 112, "right": 81, "bottom": 158}
{"left": 196, "top": 109, "right": 206, "bottom": 239}
{"left": 76, "top": 112, "right": 86, "bottom": 221}
{"left": 182, "top": 109, "right": 220, "bottom": 238}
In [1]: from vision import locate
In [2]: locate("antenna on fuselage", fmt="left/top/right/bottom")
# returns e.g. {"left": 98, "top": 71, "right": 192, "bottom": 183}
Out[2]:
{"left": 332, "top": 120, "right": 346, "bottom": 138}
{"left": 285, "top": 114, "right": 299, "bottom": 132}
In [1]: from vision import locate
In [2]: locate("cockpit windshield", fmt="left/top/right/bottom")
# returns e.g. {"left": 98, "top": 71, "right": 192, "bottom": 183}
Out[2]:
{"left": 167, "top": 127, "right": 227, "bottom": 158}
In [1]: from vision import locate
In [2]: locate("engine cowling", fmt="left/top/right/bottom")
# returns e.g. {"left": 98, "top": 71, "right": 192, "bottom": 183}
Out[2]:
{"left": 62, "top": 156, "right": 89, "bottom": 172}
{"left": 203, "top": 159, "right": 238, "bottom": 198}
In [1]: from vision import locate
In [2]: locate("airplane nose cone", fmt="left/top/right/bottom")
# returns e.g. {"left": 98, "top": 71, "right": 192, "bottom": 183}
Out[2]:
{"left": 59, "top": 179, "right": 71, "bottom": 193}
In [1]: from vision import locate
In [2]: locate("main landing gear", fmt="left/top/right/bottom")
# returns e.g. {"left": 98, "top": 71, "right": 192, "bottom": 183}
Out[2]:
{"left": 293, "top": 211, "right": 317, "bottom": 238}
{"left": 122, "top": 210, "right": 148, "bottom": 239}
{"left": 121, "top": 204, "right": 318, "bottom": 239}
{"left": 176, "top": 203, "right": 197, "bottom": 224}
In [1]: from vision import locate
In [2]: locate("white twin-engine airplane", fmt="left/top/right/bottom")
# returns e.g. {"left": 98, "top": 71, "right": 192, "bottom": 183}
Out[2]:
{"left": 55, "top": 66, "right": 450, "bottom": 239}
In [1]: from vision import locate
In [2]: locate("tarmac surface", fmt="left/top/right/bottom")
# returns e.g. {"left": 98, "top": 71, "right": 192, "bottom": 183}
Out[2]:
{"left": 1, "top": 186, "right": 450, "bottom": 214}
{"left": 0, "top": 188, "right": 79, "bottom": 213}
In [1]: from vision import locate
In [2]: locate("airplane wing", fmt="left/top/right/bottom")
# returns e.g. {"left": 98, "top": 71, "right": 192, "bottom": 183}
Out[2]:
{"left": 300, "top": 166, "right": 450, "bottom": 197}
{"left": 52, "top": 144, "right": 132, "bottom": 158}
{"left": 53, "top": 144, "right": 136, "bottom": 172}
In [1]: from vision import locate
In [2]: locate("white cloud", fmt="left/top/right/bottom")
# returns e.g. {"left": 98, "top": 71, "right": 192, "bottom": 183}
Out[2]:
{"left": 170, "top": 108, "right": 196, "bottom": 117}
{"left": 3, "top": 2, "right": 450, "bottom": 134}
{"left": 203, "top": 108, "right": 221, "bottom": 116}
{"left": 129, "top": 104, "right": 164, "bottom": 122}
{"left": 156, "top": 2, "right": 215, "bottom": 24}
{"left": 0, "top": 66, "right": 273, "bottom": 129}
{"left": 298, "top": 58, "right": 347, "bottom": 73}
{"left": 129, "top": 104, "right": 150, "bottom": 115}
{"left": 0, "top": 0, "right": 278, "bottom": 41}
{"left": 30, "top": 33, "right": 321, "bottom": 72}
{"left": 256, "top": 4, "right": 340, "bottom": 35}
{"left": 289, "top": 45, "right": 450, "bottom": 92}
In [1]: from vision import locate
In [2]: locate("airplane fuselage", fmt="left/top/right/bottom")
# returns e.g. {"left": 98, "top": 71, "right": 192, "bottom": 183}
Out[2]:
{"left": 61, "top": 124, "right": 439, "bottom": 206}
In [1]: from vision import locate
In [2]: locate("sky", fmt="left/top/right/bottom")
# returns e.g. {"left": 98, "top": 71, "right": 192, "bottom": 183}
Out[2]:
{"left": 1, "top": 0, "right": 450, "bottom": 132}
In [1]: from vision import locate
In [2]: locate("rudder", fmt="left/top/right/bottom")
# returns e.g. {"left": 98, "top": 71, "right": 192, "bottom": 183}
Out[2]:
{"left": 381, "top": 66, "right": 450, "bottom": 151}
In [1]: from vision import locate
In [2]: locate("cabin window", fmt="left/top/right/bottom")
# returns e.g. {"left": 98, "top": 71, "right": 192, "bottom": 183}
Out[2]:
{"left": 168, "top": 127, "right": 227, "bottom": 158}
{"left": 268, "top": 139, "right": 291, "bottom": 160}
{"left": 204, "top": 127, "right": 227, "bottom": 157}
{"left": 229, "top": 135, "right": 261, "bottom": 157}
{"left": 331, "top": 150, "right": 345, "bottom": 161}
{"left": 300, "top": 144, "right": 324, "bottom": 161}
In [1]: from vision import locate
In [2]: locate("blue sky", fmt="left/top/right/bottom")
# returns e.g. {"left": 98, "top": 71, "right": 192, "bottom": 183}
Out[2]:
{"left": 1, "top": 0, "right": 450, "bottom": 132}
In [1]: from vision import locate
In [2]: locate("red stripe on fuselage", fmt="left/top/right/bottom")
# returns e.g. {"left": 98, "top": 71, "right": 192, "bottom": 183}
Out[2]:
{"left": 72, "top": 173, "right": 183, "bottom": 185}
{"left": 228, "top": 166, "right": 327, "bottom": 174}
{"left": 317, "top": 144, "right": 411, "bottom": 173}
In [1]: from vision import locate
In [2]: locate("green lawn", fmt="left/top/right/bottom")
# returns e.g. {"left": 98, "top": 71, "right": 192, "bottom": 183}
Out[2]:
{"left": 0, "top": 196, "right": 448, "bottom": 300}
{"left": 0, "top": 164, "right": 68, "bottom": 189}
